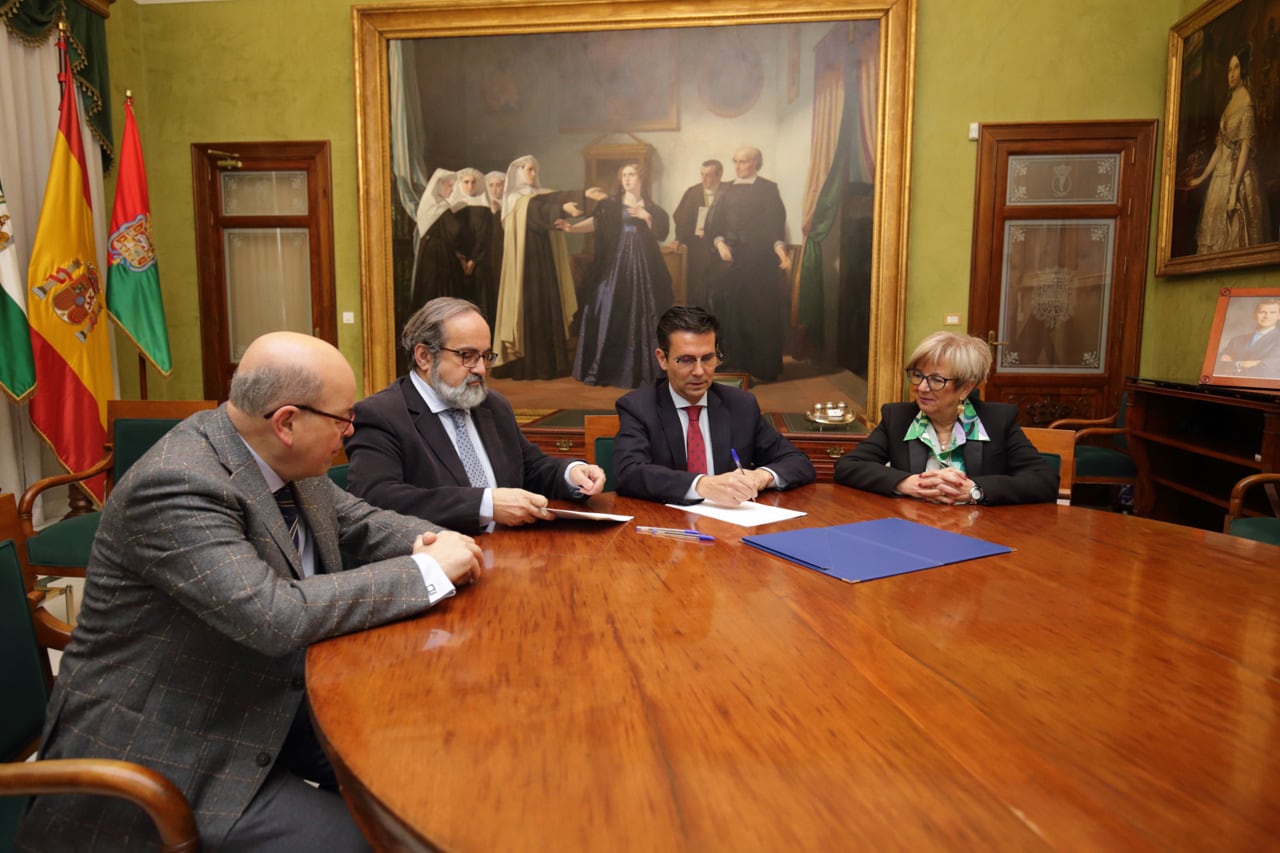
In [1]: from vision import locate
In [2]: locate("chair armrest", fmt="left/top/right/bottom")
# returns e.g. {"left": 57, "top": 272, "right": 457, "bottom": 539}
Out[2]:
{"left": 17, "top": 450, "right": 114, "bottom": 539}
{"left": 1225, "top": 473, "right": 1280, "bottom": 529}
{"left": 1074, "top": 426, "right": 1127, "bottom": 445}
{"left": 28, "top": 589, "right": 74, "bottom": 651}
{"left": 0, "top": 759, "right": 198, "bottom": 852}
{"left": 1048, "top": 414, "right": 1117, "bottom": 430}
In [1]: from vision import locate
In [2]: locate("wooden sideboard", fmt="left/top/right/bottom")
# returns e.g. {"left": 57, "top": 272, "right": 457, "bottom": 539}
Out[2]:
{"left": 1127, "top": 378, "right": 1280, "bottom": 531}
{"left": 519, "top": 409, "right": 869, "bottom": 482}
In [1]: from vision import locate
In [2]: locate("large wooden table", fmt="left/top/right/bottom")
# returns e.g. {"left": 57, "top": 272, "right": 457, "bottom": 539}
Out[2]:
{"left": 307, "top": 485, "right": 1280, "bottom": 851}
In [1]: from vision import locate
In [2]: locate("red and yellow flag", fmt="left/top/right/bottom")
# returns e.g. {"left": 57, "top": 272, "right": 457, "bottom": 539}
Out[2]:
{"left": 27, "top": 34, "right": 112, "bottom": 503}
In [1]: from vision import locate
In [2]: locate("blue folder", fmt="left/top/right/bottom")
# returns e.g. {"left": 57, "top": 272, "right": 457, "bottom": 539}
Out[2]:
{"left": 742, "top": 517, "right": 1012, "bottom": 583}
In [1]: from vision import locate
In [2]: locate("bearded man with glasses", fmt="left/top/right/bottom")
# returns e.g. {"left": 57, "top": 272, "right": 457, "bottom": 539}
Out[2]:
{"left": 346, "top": 297, "right": 606, "bottom": 534}
{"left": 834, "top": 331, "right": 1056, "bottom": 505}
{"left": 614, "top": 305, "right": 814, "bottom": 505}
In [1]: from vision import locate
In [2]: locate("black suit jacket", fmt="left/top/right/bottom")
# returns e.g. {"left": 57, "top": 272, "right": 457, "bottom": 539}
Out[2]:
{"left": 833, "top": 400, "right": 1057, "bottom": 505}
{"left": 614, "top": 379, "right": 815, "bottom": 503}
{"left": 346, "top": 377, "right": 581, "bottom": 534}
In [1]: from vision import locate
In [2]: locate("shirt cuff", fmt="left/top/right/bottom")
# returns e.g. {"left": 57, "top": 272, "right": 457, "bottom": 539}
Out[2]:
{"left": 479, "top": 487, "right": 494, "bottom": 525}
{"left": 761, "top": 466, "right": 781, "bottom": 489}
{"left": 682, "top": 474, "right": 704, "bottom": 503}
{"left": 410, "top": 554, "right": 456, "bottom": 605}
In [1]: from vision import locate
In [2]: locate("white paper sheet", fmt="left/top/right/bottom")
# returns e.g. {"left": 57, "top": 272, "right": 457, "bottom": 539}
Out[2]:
{"left": 547, "top": 508, "right": 634, "bottom": 522}
{"left": 665, "top": 500, "right": 806, "bottom": 528}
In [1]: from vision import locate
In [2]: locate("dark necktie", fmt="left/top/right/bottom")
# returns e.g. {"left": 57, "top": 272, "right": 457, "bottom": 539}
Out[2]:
{"left": 685, "top": 405, "right": 707, "bottom": 475}
{"left": 446, "top": 409, "right": 489, "bottom": 488}
{"left": 274, "top": 483, "right": 302, "bottom": 554}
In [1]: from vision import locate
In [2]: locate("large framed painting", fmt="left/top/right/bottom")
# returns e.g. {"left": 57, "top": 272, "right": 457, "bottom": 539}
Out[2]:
{"left": 1156, "top": 0, "right": 1280, "bottom": 276}
{"left": 353, "top": 0, "right": 916, "bottom": 417}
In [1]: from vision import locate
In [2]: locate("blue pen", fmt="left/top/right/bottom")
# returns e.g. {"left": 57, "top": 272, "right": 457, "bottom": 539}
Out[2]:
{"left": 636, "top": 526, "right": 715, "bottom": 542}
{"left": 731, "top": 448, "right": 746, "bottom": 476}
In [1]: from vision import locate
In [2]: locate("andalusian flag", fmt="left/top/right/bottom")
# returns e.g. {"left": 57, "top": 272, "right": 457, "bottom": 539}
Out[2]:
{"left": 27, "top": 35, "right": 112, "bottom": 503}
{"left": 107, "top": 96, "right": 171, "bottom": 375}
{"left": 0, "top": 177, "right": 36, "bottom": 402}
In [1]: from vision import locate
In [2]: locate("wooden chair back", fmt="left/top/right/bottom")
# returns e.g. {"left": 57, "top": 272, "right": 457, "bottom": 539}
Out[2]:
{"left": 582, "top": 415, "right": 620, "bottom": 466}
{"left": 1022, "top": 427, "right": 1075, "bottom": 504}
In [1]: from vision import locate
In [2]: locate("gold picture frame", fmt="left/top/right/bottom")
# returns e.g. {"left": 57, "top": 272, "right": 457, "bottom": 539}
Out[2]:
{"left": 1156, "top": 0, "right": 1280, "bottom": 276}
{"left": 352, "top": 0, "right": 916, "bottom": 415}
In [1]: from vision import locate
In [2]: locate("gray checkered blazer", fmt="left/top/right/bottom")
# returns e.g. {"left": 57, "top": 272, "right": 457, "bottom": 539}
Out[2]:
{"left": 18, "top": 406, "right": 442, "bottom": 850}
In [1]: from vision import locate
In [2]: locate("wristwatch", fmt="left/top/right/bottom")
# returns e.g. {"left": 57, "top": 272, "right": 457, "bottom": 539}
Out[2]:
{"left": 968, "top": 483, "right": 984, "bottom": 504}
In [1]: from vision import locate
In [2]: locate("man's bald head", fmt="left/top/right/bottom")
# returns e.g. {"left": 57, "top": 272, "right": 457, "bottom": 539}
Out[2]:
{"left": 227, "top": 332, "right": 356, "bottom": 480}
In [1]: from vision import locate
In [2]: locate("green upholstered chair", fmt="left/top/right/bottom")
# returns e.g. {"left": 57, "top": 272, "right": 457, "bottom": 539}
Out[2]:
{"left": 0, "top": 536, "right": 199, "bottom": 852}
{"left": 583, "top": 415, "right": 619, "bottom": 493}
{"left": 1224, "top": 473, "right": 1280, "bottom": 547}
{"left": 712, "top": 372, "right": 751, "bottom": 390}
{"left": 327, "top": 463, "right": 350, "bottom": 491}
{"left": 1048, "top": 395, "right": 1136, "bottom": 507}
{"left": 18, "top": 400, "right": 216, "bottom": 578}
{"left": 1022, "top": 427, "right": 1073, "bottom": 504}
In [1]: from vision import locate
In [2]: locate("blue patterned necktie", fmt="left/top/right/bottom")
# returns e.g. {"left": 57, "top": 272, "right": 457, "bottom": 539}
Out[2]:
{"left": 273, "top": 483, "right": 302, "bottom": 554}
{"left": 446, "top": 409, "right": 489, "bottom": 488}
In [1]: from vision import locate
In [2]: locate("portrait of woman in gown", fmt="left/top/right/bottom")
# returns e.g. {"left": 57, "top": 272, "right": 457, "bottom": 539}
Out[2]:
{"left": 1186, "top": 43, "right": 1273, "bottom": 254}
{"left": 492, "top": 154, "right": 605, "bottom": 379}
{"left": 409, "top": 168, "right": 467, "bottom": 312}
{"left": 561, "top": 162, "right": 674, "bottom": 388}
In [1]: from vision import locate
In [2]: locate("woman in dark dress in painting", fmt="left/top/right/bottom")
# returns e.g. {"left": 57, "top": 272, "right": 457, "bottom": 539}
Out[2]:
{"left": 492, "top": 154, "right": 604, "bottom": 379}
{"left": 449, "top": 167, "right": 496, "bottom": 324}
{"left": 409, "top": 168, "right": 466, "bottom": 312}
{"left": 562, "top": 162, "right": 673, "bottom": 388}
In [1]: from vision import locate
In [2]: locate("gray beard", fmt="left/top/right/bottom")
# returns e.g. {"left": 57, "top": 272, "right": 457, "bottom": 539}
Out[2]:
{"left": 430, "top": 361, "right": 487, "bottom": 410}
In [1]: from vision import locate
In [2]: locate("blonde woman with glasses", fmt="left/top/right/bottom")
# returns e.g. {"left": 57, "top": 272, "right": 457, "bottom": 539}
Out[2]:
{"left": 834, "top": 331, "right": 1056, "bottom": 505}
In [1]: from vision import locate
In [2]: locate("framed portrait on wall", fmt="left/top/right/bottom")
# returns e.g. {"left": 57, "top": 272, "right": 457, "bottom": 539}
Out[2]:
{"left": 1156, "top": 0, "right": 1280, "bottom": 276}
{"left": 1200, "top": 287, "right": 1280, "bottom": 390}
{"left": 352, "top": 0, "right": 916, "bottom": 417}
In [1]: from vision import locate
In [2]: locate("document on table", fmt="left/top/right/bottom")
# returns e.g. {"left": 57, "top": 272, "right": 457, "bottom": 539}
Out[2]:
{"left": 743, "top": 517, "right": 1011, "bottom": 583}
{"left": 546, "top": 508, "right": 634, "bottom": 522}
{"left": 667, "top": 500, "right": 806, "bottom": 528}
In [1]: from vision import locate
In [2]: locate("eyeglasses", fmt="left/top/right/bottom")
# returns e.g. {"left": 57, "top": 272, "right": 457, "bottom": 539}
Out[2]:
{"left": 905, "top": 369, "right": 961, "bottom": 392}
{"left": 665, "top": 351, "right": 723, "bottom": 370}
{"left": 440, "top": 347, "right": 499, "bottom": 368}
{"left": 263, "top": 403, "right": 356, "bottom": 430}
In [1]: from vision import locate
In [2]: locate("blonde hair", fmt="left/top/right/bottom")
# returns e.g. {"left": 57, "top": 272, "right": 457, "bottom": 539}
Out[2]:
{"left": 906, "top": 332, "right": 991, "bottom": 386}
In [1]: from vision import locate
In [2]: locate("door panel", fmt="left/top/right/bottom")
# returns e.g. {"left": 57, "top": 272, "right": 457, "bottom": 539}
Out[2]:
{"left": 191, "top": 141, "right": 336, "bottom": 401}
{"left": 968, "top": 121, "right": 1157, "bottom": 424}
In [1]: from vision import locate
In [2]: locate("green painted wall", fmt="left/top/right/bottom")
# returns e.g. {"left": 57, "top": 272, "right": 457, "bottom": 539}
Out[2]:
{"left": 105, "top": 0, "right": 1276, "bottom": 399}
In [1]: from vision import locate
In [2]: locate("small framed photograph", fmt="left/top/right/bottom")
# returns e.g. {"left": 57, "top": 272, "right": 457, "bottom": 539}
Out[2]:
{"left": 1155, "top": 0, "right": 1280, "bottom": 276}
{"left": 1200, "top": 288, "right": 1280, "bottom": 390}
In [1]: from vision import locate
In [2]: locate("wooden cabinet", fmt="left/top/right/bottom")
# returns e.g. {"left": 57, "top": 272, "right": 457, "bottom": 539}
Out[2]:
{"left": 1127, "top": 379, "right": 1280, "bottom": 531}
{"left": 520, "top": 409, "right": 869, "bottom": 483}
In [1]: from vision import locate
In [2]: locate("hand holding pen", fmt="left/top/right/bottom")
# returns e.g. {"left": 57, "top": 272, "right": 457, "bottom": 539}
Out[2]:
{"left": 693, "top": 448, "right": 759, "bottom": 506}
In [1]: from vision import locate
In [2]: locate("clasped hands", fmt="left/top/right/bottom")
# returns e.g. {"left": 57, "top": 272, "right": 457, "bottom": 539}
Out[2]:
{"left": 696, "top": 467, "right": 774, "bottom": 506}
{"left": 412, "top": 530, "right": 483, "bottom": 586}
{"left": 898, "top": 468, "right": 976, "bottom": 505}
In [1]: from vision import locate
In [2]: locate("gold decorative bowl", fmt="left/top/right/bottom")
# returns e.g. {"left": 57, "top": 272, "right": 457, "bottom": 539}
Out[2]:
{"left": 805, "top": 401, "right": 856, "bottom": 425}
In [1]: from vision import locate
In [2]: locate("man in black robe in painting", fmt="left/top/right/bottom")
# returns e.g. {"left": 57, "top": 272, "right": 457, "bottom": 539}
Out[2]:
{"left": 705, "top": 146, "right": 792, "bottom": 382}
{"left": 672, "top": 159, "right": 724, "bottom": 310}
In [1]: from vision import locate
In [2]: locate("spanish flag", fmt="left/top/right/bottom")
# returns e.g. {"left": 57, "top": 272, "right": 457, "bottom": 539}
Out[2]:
{"left": 27, "top": 35, "right": 112, "bottom": 504}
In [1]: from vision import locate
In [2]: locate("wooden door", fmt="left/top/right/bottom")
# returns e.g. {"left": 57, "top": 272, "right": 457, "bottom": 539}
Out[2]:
{"left": 191, "top": 141, "right": 337, "bottom": 401}
{"left": 968, "top": 121, "right": 1157, "bottom": 424}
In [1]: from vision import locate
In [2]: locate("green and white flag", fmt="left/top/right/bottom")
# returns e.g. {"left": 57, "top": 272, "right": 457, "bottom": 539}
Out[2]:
{"left": 0, "top": 177, "right": 36, "bottom": 402}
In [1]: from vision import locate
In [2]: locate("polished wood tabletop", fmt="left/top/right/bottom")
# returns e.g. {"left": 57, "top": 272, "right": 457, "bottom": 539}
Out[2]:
{"left": 307, "top": 485, "right": 1280, "bottom": 851}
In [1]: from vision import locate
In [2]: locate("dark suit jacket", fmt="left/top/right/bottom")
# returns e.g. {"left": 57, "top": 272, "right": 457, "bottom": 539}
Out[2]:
{"left": 833, "top": 400, "right": 1057, "bottom": 505}
{"left": 18, "top": 407, "right": 437, "bottom": 850}
{"left": 1220, "top": 328, "right": 1280, "bottom": 377}
{"left": 614, "top": 379, "right": 815, "bottom": 503}
{"left": 345, "top": 376, "right": 581, "bottom": 534}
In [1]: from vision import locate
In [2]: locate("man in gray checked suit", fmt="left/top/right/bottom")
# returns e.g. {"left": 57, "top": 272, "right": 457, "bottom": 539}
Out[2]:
{"left": 17, "top": 332, "right": 482, "bottom": 852}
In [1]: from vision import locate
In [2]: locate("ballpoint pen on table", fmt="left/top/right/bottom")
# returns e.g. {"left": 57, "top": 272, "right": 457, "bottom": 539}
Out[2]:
{"left": 635, "top": 526, "right": 715, "bottom": 542}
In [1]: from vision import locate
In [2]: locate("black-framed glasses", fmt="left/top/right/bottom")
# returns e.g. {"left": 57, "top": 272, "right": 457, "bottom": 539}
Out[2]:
{"left": 440, "top": 347, "right": 499, "bottom": 368}
{"left": 665, "top": 351, "right": 723, "bottom": 370}
{"left": 263, "top": 403, "right": 356, "bottom": 430}
{"left": 905, "top": 368, "right": 960, "bottom": 392}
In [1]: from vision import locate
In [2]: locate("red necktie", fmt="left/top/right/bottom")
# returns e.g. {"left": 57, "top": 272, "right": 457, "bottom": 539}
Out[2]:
{"left": 685, "top": 405, "right": 707, "bottom": 475}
